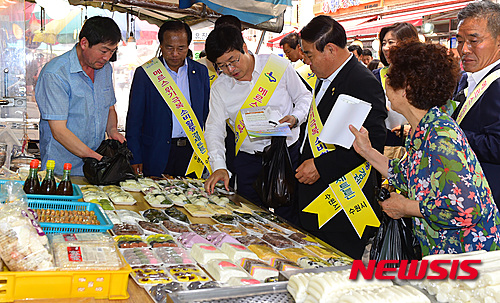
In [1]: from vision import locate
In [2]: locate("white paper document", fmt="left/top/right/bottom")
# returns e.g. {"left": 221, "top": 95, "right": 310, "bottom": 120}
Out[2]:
{"left": 241, "top": 106, "right": 292, "bottom": 138}
{"left": 318, "top": 94, "right": 372, "bottom": 149}
{"left": 385, "top": 99, "right": 407, "bottom": 129}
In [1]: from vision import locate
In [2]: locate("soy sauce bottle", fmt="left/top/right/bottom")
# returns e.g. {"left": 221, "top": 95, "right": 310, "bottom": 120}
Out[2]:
{"left": 56, "top": 163, "right": 73, "bottom": 196}
{"left": 23, "top": 159, "right": 40, "bottom": 194}
{"left": 39, "top": 160, "right": 57, "bottom": 195}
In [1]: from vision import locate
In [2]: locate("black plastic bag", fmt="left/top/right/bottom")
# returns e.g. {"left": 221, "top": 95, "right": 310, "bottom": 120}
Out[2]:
{"left": 83, "top": 139, "right": 136, "bottom": 185}
{"left": 253, "top": 136, "right": 295, "bottom": 208}
{"left": 370, "top": 187, "right": 421, "bottom": 266}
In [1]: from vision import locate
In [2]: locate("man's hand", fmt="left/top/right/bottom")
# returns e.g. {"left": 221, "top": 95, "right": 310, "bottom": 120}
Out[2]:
{"left": 107, "top": 129, "right": 125, "bottom": 143}
{"left": 295, "top": 158, "right": 320, "bottom": 184}
{"left": 132, "top": 163, "right": 143, "bottom": 175}
{"left": 279, "top": 115, "right": 298, "bottom": 129}
{"left": 204, "top": 169, "right": 229, "bottom": 194}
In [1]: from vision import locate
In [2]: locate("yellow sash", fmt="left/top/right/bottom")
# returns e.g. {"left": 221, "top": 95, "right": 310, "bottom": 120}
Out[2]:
{"left": 457, "top": 70, "right": 500, "bottom": 124}
{"left": 379, "top": 66, "right": 389, "bottom": 91}
{"left": 303, "top": 92, "right": 380, "bottom": 238}
{"left": 207, "top": 66, "right": 218, "bottom": 87}
{"left": 233, "top": 54, "right": 288, "bottom": 155}
{"left": 142, "top": 57, "right": 212, "bottom": 177}
{"left": 297, "top": 64, "right": 317, "bottom": 90}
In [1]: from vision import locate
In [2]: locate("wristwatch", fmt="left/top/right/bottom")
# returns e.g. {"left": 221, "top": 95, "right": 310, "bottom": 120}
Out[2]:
{"left": 291, "top": 115, "right": 299, "bottom": 128}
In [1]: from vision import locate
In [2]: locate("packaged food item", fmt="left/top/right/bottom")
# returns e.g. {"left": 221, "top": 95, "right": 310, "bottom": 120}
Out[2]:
{"left": 220, "top": 242, "right": 258, "bottom": 262}
{"left": 120, "top": 179, "right": 142, "bottom": 192}
{"left": 165, "top": 264, "right": 211, "bottom": 282}
{"left": 304, "top": 245, "right": 344, "bottom": 260}
{"left": 51, "top": 232, "right": 113, "bottom": 244}
{"left": 112, "top": 223, "right": 143, "bottom": 236}
{"left": 23, "top": 159, "right": 40, "bottom": 194}
{"left": 186, "top": 281, "right": 221, "bottom": 290}
{"left": 132, "top": 265, "right": 173, "bottom": 285}
{"left": 54, "top": 242, "right": 124, "bottom": 270}
{"left": 239, "top": 221, "right": 267, "bottom": 234}
{"left": 121, "top": 247, "right": 160, "bottom": 266}
{"left": 289, "top": 232, "right": 319, "bottom": 246}
{"left": 240, "top": 258, "right": 279, "bottom": 282}
{"left": 162, "top": 220, "right": 190, "bottom": 234}
{"left": 39, "top": 160, "right": 56, "bottom": 195}
{"left": 56, "top": 163, "right": 73, "bottom": 196}
{"left": 206, "top": 203, "right": 232, "bottom": 215}
{"left": 189, "top": 243, "right": 229, "bottom": 265}
{"left": 204, "top": 259, "right": 250, "bottom": 283}
{"left": 34, "top": 209, "right": 100, "bottom": 225}
{"left": 269, "top": 258, "right": 301, "bottom": 271}
{"left": 297, "top": 256, "right": 332, "bottom": 269}
{"left": 138, "top": 221, "right": 167, "bottom": 234}
{"left": 206, "top": 232, "right": 241, "bottom": 247}
{"left": 185, "top": 193, "right": 209, "bottom": 206}
{"left": 149, "top": 282, "right": 185, "bottom": 302}
{"left": 114, "top": 235, "right": 148, "bottom": 248}
{"left": 213, "top": 224, "right": 247, "bottom": 237}
{"left": 247, "top": 244, "right": 283, "bottom": 261}
{"left": 226, "top": 277, "right": 261, "bottom": 286}
{"left": 105, "top": 210, "right": 121, "bottom": 224}
{"left": 183, "top": 204, "right": 214, "bottom": 217}
{"left": 236, "top": 235, "right": 271, "bottom": 247}
{"left": 254, "top": 211, "right": 283, "bottom": 224}
{"left": 102, "top": 185, "right": 122, "bottom": 193}
{"left": 144, "top": 193, "right": 173, "bottom": 208}
{"left": 146, "top": 234, "right": 177, "bottom": 248}
{"left": 278, "top": 247, "right": 315, "bottom": 263}
{"left": 211, "top": 214, "right": 238, "bottom": 225}
{"left": 0, "top": 203, "right": 54, "bottom": 271}
{"left": 115, "top": 209, "right": 145, "bottom": 223}
{"left": 92, "top": 198, "right": 114, "bottom": 210}
{"left": 208, "top": 195, "right": 230, "bottom": 206}
{"left": 177, "top": 232, "right": 210, "bottom": 249}
{"left": 261, "top": 232, "right": 295, "bottom": 248}
{"left": 259, "top": 222, "right": 288, "bottom": 235}
{"left": 154, "top": 246, "right": 194, "bottom": 264}
{"left": 142, "top": 209, "right": 169, "bottom": 223}
{"left": 189, "top": 223, "right": 217, "bottom": 236}
{"left": 164, "top": 207, "right": 190, "bottom": 224}
{"left": 138, "top": 177, "right": 159, "bottom": 188}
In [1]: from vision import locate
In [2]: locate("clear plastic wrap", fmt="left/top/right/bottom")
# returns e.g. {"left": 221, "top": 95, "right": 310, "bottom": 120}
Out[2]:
{"left": 1, "top": 181, "right": 28, "bottom": 205}
{"left": 0, "top": 201, "right": 54, "bottom": 271}
{"left": 50, "top": 232, "right": 114, "bottom": 244}
{"left": 53, "top": 241, "right": 124, "bottom": 270}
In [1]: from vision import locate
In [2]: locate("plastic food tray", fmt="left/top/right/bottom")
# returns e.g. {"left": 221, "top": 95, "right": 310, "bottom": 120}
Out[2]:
{"left": 0, "top": 179, "right": 83, "bottom": 202}
{"left": 0, "top": 254, "right": 131, "bottom": 302}
{"left": 28, "top": 200, "right": 113, "bottom": 234}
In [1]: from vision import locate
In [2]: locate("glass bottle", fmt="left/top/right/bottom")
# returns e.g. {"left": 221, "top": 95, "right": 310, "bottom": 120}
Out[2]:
{"left": 56, "top": 163, "right": 73, "bottom": 196}
{"left": 39, "top": 160, "right": 57, "bottom": 195}
{"left": 23, "top": 159, "right": 40, "bottom": 194}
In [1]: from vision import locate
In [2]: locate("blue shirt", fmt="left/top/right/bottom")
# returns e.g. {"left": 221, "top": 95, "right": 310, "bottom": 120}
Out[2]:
{"left": 162, "top": 57, "right": 191, "bottom": 138}
{"left": 388, "top": 107, "right": 500, "bottom": 256}
{"left": 35, "top": 45, "right": 116, "bottom": 176}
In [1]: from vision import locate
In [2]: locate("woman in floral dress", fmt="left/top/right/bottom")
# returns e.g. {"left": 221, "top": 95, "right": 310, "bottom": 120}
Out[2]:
{"left": 350, "top": 41, "right": 500, "bottom": 256}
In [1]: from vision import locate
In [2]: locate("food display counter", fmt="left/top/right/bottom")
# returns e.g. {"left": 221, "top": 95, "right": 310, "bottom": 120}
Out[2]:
{"left": 9, "top": 176, "right": 350, "bottom": 303}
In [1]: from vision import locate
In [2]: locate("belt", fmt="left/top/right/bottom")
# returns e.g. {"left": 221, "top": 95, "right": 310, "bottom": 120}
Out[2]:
{"left": 172, "top": 137, "right": 188, "bottom": 147}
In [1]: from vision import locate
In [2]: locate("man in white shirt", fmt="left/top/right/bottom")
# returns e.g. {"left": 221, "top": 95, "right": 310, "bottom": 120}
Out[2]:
{"left": 297, "top": 15, "right": 387, "bottom": 258}
{"left": 452, "top": 1, "right": 500, "bottom": 207}
{"left": 204, "top": 25, "right": 312, "bottom": 224}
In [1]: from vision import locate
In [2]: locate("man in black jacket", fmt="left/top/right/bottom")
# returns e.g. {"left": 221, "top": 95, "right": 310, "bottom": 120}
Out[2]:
{"left": 296, "top": 15, "right": 387, "bottom": 259}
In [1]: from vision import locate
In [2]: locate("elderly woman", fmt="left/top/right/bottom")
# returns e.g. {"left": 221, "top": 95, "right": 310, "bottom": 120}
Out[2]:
{"left": 350, "top": 41, "right": 500, "bottom": 256}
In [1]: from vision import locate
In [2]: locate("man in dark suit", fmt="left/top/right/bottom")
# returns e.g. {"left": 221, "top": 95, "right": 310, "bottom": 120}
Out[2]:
{"left": 452, "top": 1, "right": 500, "bottom": 208}
{"left": 126, "top": 21, "right": 210, "bottom": 177}
{"left": 296, "top": 15, "right": 387, "bottom": 259}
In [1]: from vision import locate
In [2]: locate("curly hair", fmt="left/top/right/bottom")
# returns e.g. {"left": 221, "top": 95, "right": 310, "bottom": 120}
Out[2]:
{"left": 386, "top": 41, "right": 460, "bottom": 110}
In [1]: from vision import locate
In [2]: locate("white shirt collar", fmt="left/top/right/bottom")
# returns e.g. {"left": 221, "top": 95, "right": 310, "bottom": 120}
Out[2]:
{"left": 162, "top": 57, "right": 188, "bottom": 74}
{"left": 468, "top": 58, "right": 500, "bottom": 90}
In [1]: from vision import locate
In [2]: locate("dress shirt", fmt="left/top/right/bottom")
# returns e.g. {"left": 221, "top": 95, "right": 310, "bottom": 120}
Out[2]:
{"left": 466, "top": 58, "right": 500, "bottom": 97}
{"left": 35, "top": 44, "right": 116, "bottom": 176}
{"left": 205, "top": 54, "right": 312, "bottom": 172}
{"left": 163, "top": 57, "right": 191, "bottom": 138}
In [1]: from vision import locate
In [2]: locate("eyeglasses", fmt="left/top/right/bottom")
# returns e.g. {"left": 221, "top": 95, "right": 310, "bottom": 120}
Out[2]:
{"left": 216, "top": 54, "right": 241, "bottom": 71}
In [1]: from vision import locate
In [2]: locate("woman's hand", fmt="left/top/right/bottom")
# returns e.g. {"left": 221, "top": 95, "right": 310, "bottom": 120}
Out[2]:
{"left": 391, "top": 124, "right": 411, "bottom": 137}
{"left": 349, "top": 125, "right": 372, "bottom": 159}
{"left": 379, "top": 192, "right": 423, "bottom": 219}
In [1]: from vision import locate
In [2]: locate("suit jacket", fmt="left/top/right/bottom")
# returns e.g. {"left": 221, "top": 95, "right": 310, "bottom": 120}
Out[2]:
{"left": 452, "top": 62, "right": 500, "bottom": 207}
{"left": 125, "top": 57, "right": 210, "bottom": 177}
{"left": 298, "top": 56, "right": 387, "bottom": 258}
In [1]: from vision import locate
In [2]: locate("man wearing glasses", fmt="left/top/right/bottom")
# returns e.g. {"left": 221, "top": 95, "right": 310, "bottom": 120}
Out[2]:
{"left": 126, "top": 21, "right": 210, "bottom": 177}
{"left": 35, "top": 16, "right": 124, "bottom": 175}
{"left": 204, "top": 25, "right": 312, "bottom": 224}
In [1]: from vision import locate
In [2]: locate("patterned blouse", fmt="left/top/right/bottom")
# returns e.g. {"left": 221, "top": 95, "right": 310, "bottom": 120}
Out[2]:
{"left": 388, "top": 107, "right": 500, "bottom": 256}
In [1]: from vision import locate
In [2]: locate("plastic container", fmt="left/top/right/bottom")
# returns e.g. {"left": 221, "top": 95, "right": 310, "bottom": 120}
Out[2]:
{"left": 0, "top": 254, "right": 131, "bottom": 302}
{"left": 28, "top": 200, "right": 113, "bottom": 234}
{"left": 0, "top": 179, "right": 83, "bottom": 202}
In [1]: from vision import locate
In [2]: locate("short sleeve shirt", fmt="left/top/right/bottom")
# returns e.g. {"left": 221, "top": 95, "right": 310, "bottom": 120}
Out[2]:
{"left": 388, "top": 107, "right": 500, "bottom": 256}
{"left": 35, "top": 45, "right": 116, "bottom": 176}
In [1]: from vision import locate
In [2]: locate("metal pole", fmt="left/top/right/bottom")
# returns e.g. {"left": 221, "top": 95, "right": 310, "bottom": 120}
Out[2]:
{"left": 255, "top": 30, "right": 267, "bottom": 54}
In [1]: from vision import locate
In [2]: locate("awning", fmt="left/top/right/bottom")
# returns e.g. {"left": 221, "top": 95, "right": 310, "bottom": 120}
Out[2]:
{"left": 345, "top": 1, "right": 472, "bottom": 37}
{"left": 266, "top": 30, "right": 296, "bottom": 48}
